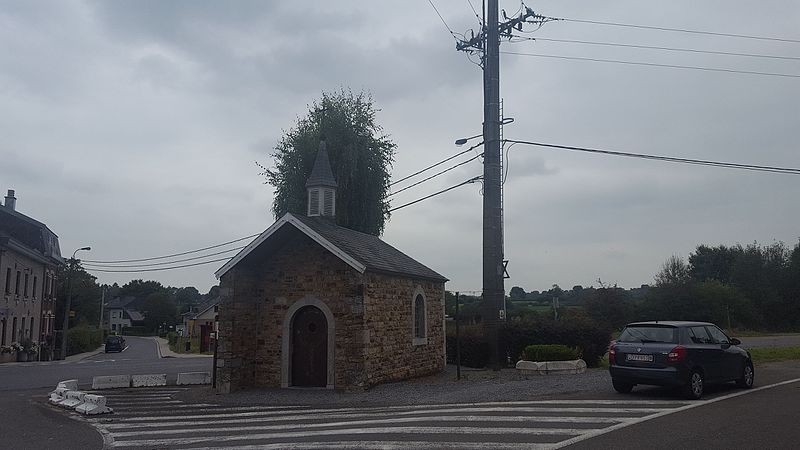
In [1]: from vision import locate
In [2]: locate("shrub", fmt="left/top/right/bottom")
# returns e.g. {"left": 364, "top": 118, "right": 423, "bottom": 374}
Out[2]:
{"left": 66, "top": 326, "right": 104, "bottom": 356}
{"left": 445, "top": 324, "right": 489, "bottom": 368}
{"left": 503, "top": 314, "right": 611, "bottom": 367}
{"left": 523, "top": 344, "right": 580, "bottom": 362}
{"left": 122, "top": 326, "right": 152, "bottom": 336}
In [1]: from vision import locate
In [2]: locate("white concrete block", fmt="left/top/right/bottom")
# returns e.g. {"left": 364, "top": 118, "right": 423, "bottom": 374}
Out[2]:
{"left": 131, "top": 374, "right": 167, "bottom": 387}
{"left": 515, "top": 359, "right": 587, "bottom": 375}
{"left": 177, "top": 372, "right": 212, "bottom": 385}
{"left": 75, "top": 394, "right": 112, "bottom": 415}
{"left": 56, "top": 379, "right": 79, "bottom": 391}
{"left": 60, "top": 390, "right": 86, "bottom": 409}
{"left": 515, "top": 360, "right": 540, "bottom": 371}
{"left": 91, "top": 375, "right": 131, "bottom": 389}
{"left": 48, "top": 386, "right": 70, "bottom": 405}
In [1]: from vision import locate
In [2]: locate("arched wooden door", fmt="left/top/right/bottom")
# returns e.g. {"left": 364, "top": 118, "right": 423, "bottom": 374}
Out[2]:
{"left": 291, "top": 305, "right": 328, "bottom": 387}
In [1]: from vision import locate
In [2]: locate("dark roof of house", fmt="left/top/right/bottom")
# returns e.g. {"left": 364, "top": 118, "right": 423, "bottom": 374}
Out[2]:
{"left": 105, "top": 297, "right": 136, "bottom": 310}
{"left": 292, "top": 215, "right": 446, "bottom": 281}
{"left": 305, "top": 140, "right": 338, "bottom": 188}
{"left": 216, "top": 213, "right": 448, "bottom": 283}
{"left": 189, "top": 297, "right": 220, "bottom": 319}
{"left": 0, "top": 203, "right": 62, "bottom": 262}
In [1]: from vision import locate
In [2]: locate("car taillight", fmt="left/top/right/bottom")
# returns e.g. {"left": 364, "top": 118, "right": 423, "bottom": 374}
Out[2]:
{"left": 667, "top": 345, "right": 686, "bottom": 363}
{"left": 608, "top": 345, "right": 616, "bottom": 365}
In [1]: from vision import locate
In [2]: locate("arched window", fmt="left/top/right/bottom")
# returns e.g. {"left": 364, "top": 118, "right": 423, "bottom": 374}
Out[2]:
{"left": 412, "top": 293, "right": 427, "bottom": 345}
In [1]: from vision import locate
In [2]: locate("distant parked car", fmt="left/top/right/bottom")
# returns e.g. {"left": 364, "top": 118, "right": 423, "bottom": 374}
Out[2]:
{"left": 609, "top": 321, "right": 754, "bottom": 399}
{"left": 104, "top": 335, "right": 126, "bottom": 353}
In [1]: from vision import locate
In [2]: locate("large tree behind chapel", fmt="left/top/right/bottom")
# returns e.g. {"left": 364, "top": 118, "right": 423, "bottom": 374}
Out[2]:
{"left": 262, "top": 89, "right": 395, "bottom": 236}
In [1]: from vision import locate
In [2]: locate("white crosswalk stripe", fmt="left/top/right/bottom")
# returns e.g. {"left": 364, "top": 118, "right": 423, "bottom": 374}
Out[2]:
{"left": 78, "top": 388, "right": 695, "bottom": 449}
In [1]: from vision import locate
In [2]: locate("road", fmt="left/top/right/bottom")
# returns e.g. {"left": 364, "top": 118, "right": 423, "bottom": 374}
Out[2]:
{"left": 0, "top": 336, "right": 211, "bottom": 450}
{"left": 0, "top": 336, "right": 211, "bottom": 391}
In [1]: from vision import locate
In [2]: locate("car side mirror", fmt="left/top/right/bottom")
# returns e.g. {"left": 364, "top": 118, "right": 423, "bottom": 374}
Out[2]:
{"left": 729, "top": 338, "right": 741, "bottom": 346}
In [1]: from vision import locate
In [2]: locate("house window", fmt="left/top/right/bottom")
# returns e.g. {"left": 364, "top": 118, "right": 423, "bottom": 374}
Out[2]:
{"left": 412, "top": 293, "right": 427, "bottom": 345}
{"left": 4, "top": 268, "right": 10, "bottom": 293}
{"left": 1, "top": 318, "right": 6, "bottom": 345}
{"left": 15, "top": 271, "right": 20, "bottom": 295}
{"left": 11, "top": 318, "right": 17, "bottom": 344}
{"left": 32, "top": 276, "right": 37, "bottom": 299}
{"left": 24, "top": 273, "right": 29, "bottom": 297}
{"left": 20, "top": 318, "right": 26, "bottom": 341}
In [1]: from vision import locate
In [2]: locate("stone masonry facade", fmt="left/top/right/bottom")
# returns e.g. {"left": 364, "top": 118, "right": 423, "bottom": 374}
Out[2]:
{"left": 216, "top": 231, "right": 445, "bottom": 392}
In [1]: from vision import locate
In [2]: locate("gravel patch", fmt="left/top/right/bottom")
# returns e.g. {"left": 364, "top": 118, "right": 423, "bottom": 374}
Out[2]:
{"left": 176, "top": 365, "right": 613, "bottom": 407}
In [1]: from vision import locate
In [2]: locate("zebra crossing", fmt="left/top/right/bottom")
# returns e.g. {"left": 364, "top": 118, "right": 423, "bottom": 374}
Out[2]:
{"left": 82, "top": 388, "right": 696, "bottom": 449}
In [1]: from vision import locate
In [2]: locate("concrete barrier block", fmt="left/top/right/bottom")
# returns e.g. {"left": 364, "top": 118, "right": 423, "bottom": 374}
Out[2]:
{"left": 92, "top": 375, "right": 131, "bottom": 389}
{"left": 48, "top": 386, "right": 70, "bottom": 405}
{"left": 515, "top": 359, "right": 587, "bottom": 375}
{"left": 515, "top": 360, "right": 540, "bottom": 371}
{"left": 75, "top": 394, "right": 112, "bottom": 415}
{"left": 131, "top": 374, "right": 167, "bottom": 387}
{"left": 60, "top": 390, "right": 87, "bottom": 409}
{"left": 177, "top": 372, "right": 212, "bottom": 385}
{"left": 56, "top": 379, "right": 79, "bottom": 391}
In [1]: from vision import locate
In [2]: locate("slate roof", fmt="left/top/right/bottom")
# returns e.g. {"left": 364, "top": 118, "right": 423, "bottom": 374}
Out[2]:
{"left": 305, "top": 140, "right": 338, "bottom": 188}
{"left": 216, "top": 213, "right": 447, "bottom": 283}
{"left": 0, "top": 202, "right": 62, "bottom": 262}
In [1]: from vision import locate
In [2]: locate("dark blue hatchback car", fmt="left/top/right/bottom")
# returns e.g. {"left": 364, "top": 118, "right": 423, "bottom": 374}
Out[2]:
{"left": 609, "top": 321, "right": 754, "bottom": 399}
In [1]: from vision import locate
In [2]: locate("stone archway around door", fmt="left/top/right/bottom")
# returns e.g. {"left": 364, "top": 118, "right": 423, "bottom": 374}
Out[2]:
{"left": 281, "top": 297, "right": 335, "bottom": 389}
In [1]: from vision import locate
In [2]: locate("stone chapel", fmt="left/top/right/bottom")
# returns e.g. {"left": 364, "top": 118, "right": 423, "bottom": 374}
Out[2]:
{"left": 214, "top": 139, "right": 447, "bottom": 392}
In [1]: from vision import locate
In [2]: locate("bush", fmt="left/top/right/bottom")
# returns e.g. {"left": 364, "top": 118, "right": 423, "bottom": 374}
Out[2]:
{"left": 66, "top": 326, "right": 104, "bottom": 356}
{"left": 445, "top": 324, "right": 489, "bottom": 368}
{"left": 523, "top": 344, "right": 580, "bottom": 362}
{"left": 122, "top": 326, "right": 152, "bottom": 336}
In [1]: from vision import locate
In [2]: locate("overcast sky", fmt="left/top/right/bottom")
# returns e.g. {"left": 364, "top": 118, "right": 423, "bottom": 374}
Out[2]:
{"left": 2, "top": 1, "right": 798, "bottom": 295}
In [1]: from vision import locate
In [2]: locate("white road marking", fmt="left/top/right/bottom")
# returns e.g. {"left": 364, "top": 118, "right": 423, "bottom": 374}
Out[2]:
{"left": 187, "top": 442, "right": 552, "bottom": 450}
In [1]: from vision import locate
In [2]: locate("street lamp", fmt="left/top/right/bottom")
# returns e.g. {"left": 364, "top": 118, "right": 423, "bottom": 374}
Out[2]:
{"left": 59, "top": 246, "right": 91, "bottom": 360}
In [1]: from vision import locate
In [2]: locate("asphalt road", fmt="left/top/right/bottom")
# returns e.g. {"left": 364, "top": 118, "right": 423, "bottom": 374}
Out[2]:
{"left": 0, "top": 336, "right": 211, "bottom": 391}
{"left": 0, "top": 336, "right": 211, "bottom": 450}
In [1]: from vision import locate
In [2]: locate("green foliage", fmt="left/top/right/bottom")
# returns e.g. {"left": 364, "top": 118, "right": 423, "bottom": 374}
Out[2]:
{"left": 446, "top": 314, "right": 611, "bottom": 368}
{"left": 141, "top": 292, "right": 178, "bottom": 332}
{"left": 748, "top": 346, "right": 800, "bottom": 363}
{"left": 66, "top": 326, "right": 104, "bottom": 356}
{"left": 523, "top": 344, "right": 580, "bottom": 362}
{"left": 56, "top": 262, "right": 102, "bottom": 327}
{"left": 119, "top": 279, "right": 167, "bottom": 300}
{"left": 582, "top": 286, "right": 633, "bottom": 331}
{"left": 121, "top": 326, "right": 151, "bottom": 336}
{"left": 262, "top": 89, "right": 396, "bottom": 236}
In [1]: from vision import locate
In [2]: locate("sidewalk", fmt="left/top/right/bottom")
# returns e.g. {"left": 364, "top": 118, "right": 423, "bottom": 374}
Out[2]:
{"left": 152, "top": 336, "right": 212, "bottom": 358}
{"left": 0, "top": 346, "right": 104, "bottom": 366}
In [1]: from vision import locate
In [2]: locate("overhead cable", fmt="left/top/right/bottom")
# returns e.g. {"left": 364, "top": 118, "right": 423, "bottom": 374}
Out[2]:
{"left": 501, "top": 51, "right": 800, "bottom": 79}
{"left": 82, "top": 246, "right": 246, "bottom": 269}
{"left": 389, "top": 153, "right": 483, "bottom": 197}
{"left": 390, "top": 142, "right": 482, "bottom": 187}
{"left": 554, "top": 17, "right": 800, "bottom": 44}
{"left": 82, "top": 234, "right": 259, "bottom": 263}
{"left": 504, "top": 139, "right": 800, "bottom": 175}
{"left": 513, "top": 36, "right": 800, "bottom": 61}
{"left": 389, "top": 176, "right": 482, "bottom": 212}
{"left": 84, "top": 257, "right": 233, "bottom": 273}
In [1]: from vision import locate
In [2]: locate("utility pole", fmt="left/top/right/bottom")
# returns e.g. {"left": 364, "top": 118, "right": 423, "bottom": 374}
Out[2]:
{"left": 456, "top": 1, "right": 553, "bottom": 370}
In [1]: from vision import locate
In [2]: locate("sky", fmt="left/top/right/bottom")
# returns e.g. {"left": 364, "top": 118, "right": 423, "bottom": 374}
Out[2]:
{"left": 2, "top": 1, "right": 798, "bottom": 295}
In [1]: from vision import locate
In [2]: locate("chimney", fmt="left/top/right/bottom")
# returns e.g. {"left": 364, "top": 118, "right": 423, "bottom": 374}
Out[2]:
{"left": 4, "top": 189, "right": 15, "bottom": 211}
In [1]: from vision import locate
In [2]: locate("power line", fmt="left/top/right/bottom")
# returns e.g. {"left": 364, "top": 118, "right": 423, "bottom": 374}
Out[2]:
{"left": 389, "top": 176, "right": 482, "bottom": 212}
{"left": 504, "top": 139, "right": 800, "bottom": 175}
{"left": 554, "top": 17, "right": 800, "bottom": 44}
{"left": 82, "top": 234, "right": 259, "bottom": 263}
{"left": 82, "top": 246, "right": 246, "bottom": 269}
{"left": 389, "top": 153, "right": 483, "bottom": 197}
{"left": 390, "top": 142, "right": 482, "bottom": 187}
{"left": 511, "top": 36, "right": 800, "bottom": 61}
{"left": 501, "top": 51, "right": 800, "bottom": 79}
{"left": 428, "top": 0, "right": 461, "bottom": 41}
{"left": 84, "top": 256, "right": 233, "bottom": 273}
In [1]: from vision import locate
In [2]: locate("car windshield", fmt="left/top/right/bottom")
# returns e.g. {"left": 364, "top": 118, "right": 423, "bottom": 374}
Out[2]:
{"left": 618, "top": 326, "right": 677, "bottom": 343}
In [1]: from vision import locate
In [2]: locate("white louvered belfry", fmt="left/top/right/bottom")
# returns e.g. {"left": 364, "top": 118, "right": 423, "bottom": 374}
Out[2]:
{"left": 306, "top": 139, "right": 338, "bottom": 219}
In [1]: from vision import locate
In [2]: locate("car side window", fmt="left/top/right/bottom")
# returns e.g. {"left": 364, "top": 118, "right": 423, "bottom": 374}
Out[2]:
{"left": 688, "top": 326, "right": 711, "bottom": 344}
{"left": 705, "top": 326, "right": 729, "bottom": 345}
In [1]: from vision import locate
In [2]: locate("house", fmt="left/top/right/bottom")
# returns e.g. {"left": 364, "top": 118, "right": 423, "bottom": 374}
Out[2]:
{"left": 0, "top": 190, "right": 63, "bottom": 361}
{"left": 180, "top": 297, "right": 219, "bottom": 352}
{"left": 101, "top": 297, "right": 145, "bottom": 333}
{"left": 214, "top": 139, "right": 447, "bottom": 392}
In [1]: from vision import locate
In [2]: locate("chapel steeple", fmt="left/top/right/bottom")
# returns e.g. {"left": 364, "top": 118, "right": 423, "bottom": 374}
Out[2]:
{"left": 306, "top": 137, "right": 337, "bottom": 218}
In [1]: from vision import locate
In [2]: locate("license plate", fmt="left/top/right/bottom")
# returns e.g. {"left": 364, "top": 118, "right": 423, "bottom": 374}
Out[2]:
{"left": 626, "top": 354, "right": 654, "bottom": 362}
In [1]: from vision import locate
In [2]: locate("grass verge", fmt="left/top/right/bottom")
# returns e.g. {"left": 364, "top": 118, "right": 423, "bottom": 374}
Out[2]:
{"left": 749, "top": 346, "right": 800, "bottom": 364}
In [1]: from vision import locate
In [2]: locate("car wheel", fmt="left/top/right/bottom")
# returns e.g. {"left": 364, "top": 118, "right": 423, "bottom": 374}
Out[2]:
{"left": 684, "top": 370, "right": 704, "bottom": 400}
{"left": 736, "top": 361, "right": 754, "bottom": 389}
{"left": 612, "top": 379, "right": 634, "bottom": 394}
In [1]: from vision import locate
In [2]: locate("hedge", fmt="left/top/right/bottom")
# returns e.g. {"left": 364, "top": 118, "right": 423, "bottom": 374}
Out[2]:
{"left": 523, "top": 344, "right": 580, "bottom": 362}
{"left": 446, "top": 315, "right": 611, "bottom": 368}
{"left": 66, "top": 326, "right": 104, "bottom": 356}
